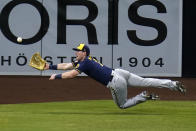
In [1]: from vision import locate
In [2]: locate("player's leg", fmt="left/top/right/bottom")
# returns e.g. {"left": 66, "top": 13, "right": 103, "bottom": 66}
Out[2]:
{"left": 114, "top": 69, "right": 185, "bottom": 93}
{"left": 108, "top": 73, "right": 151, "bottom": 109}
{"left": 108, "top": 74, "right": 127, "bottom": 108}
{"left": 128, "top": 73, "right": 176, "bottom": 89}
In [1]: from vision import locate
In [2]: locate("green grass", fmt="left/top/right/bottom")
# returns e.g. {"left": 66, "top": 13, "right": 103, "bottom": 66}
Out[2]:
{"left": 0, "top": 100, "right": 196, "bottom": 131}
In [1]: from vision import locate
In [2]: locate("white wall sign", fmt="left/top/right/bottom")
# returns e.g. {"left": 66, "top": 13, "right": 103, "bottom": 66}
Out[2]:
{"left": 0, "top": 0, "right": 182, "bottom": 76}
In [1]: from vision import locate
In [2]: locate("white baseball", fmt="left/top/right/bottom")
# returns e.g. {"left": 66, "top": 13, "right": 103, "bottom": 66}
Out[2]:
{"left": 17, "top": 37, "right": 22, "bottom": 43}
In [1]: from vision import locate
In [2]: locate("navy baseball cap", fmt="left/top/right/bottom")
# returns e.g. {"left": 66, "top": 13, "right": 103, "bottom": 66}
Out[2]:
{"left": 72, "top": 43, "right": 90, "bottom": 56}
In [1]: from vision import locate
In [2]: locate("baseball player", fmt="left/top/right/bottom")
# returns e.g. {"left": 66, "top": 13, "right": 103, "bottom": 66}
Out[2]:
{"left": 44, "top": 43, "right": 186, "bottom": 109}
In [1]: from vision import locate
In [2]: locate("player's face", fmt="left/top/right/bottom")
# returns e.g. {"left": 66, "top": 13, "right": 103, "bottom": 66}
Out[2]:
{"left": 75, "top": 51, "right": 86, "bottom": 61}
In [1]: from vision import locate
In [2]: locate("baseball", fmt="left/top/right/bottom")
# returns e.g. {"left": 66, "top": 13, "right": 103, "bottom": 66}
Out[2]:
{"left": 17, "top": 37, "right": 22, "bottom": 43}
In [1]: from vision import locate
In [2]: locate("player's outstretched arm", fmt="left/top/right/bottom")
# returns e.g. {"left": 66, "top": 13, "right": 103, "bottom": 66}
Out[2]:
{"left": 44, "top": 63, "right": 74, "bottom": 70}
{"left": 49, "top": 70, "right": 79, "bottom": 80}
{"left": 57, "top": 63, "right": 74, "bottom": 70}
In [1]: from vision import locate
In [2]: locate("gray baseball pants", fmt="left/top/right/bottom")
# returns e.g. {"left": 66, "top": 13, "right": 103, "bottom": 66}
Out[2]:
{"left": 106, "top": 69, "right": 177, "bottom": 109}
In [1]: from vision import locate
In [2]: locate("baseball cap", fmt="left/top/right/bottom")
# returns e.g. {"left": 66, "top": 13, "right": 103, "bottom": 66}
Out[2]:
{"left": 72, "top": 43, "right": 90, "bottom": 56}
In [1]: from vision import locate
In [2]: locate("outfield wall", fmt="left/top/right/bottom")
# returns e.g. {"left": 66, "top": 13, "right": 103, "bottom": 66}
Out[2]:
{"left": 0, "top": 76, "right": 195, "bottom": 104}
{"left": 0, "top": 0, "right": 183, "bottom": 77}
{"left": 1, "top": 0, "right": 196, "bottom": 77}
{"left": 0, "top": 0, "right": 196, "bottom": 103}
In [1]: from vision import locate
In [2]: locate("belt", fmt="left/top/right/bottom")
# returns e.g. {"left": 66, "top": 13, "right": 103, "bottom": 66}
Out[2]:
{"left": 109, "top": 70, "right": 115, "bottom": 82}
{"left": 109, "top": 75, "right": 114, "bottom": 82}
{"left": 106, "top": 71, "right": 115, "bottom": 87}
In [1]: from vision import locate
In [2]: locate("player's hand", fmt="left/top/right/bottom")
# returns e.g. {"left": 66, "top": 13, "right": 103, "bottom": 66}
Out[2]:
{"left": 44, "top": 63, "right": 49, "bottom": 70}
{"left": 49, "top": 74, "right": 56, "bottom": 80}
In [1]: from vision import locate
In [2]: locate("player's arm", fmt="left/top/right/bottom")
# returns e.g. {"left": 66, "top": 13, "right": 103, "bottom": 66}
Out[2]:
{"left": 49, "top": 70, "right": 79, "bottom": 80}
{"left": 56, "top": 63, "right": 74, "bottom": 70}
{"left": 44, "top": 63, "right": 74, "bottom": 70}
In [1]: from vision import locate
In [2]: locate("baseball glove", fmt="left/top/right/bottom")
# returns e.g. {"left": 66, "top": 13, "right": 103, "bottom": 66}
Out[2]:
{"left": 29, "top": 52, "right": 46, "bottom": 70}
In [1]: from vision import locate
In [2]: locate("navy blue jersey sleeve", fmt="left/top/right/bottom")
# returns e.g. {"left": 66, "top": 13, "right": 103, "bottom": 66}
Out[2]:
{"left": 74, "top": 60, "right": 88, "bottom": 73}
{"left": 72, "top": 56, "right": 112, "bottom": 85}
{"left": 72, "top": 60, "right": 79, "bottom": 67}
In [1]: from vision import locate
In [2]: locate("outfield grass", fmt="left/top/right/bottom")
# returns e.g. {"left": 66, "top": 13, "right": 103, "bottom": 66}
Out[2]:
{"left": 0, "top": 100, "right": 195, "bottom": 131}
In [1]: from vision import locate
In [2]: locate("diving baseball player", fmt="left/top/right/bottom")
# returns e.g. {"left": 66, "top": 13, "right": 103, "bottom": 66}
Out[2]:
{"left": 44, "top": 44, "right": 186, "bottom": 109}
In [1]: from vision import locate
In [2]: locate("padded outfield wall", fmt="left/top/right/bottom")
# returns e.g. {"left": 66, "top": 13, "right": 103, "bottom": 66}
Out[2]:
{"left": 0, "top": 0, "right": 196, "bottom": 103}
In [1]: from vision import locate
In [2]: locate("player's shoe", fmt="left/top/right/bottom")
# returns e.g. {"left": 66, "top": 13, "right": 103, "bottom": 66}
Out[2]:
{"left": 141, "top": 91, "right": 159, "bottom": 100}
{"left": 146, "top": 93, "right": 160, "bottom": 100}
{"left": 175, "top": 81, "right": 186, "bottom": 94}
